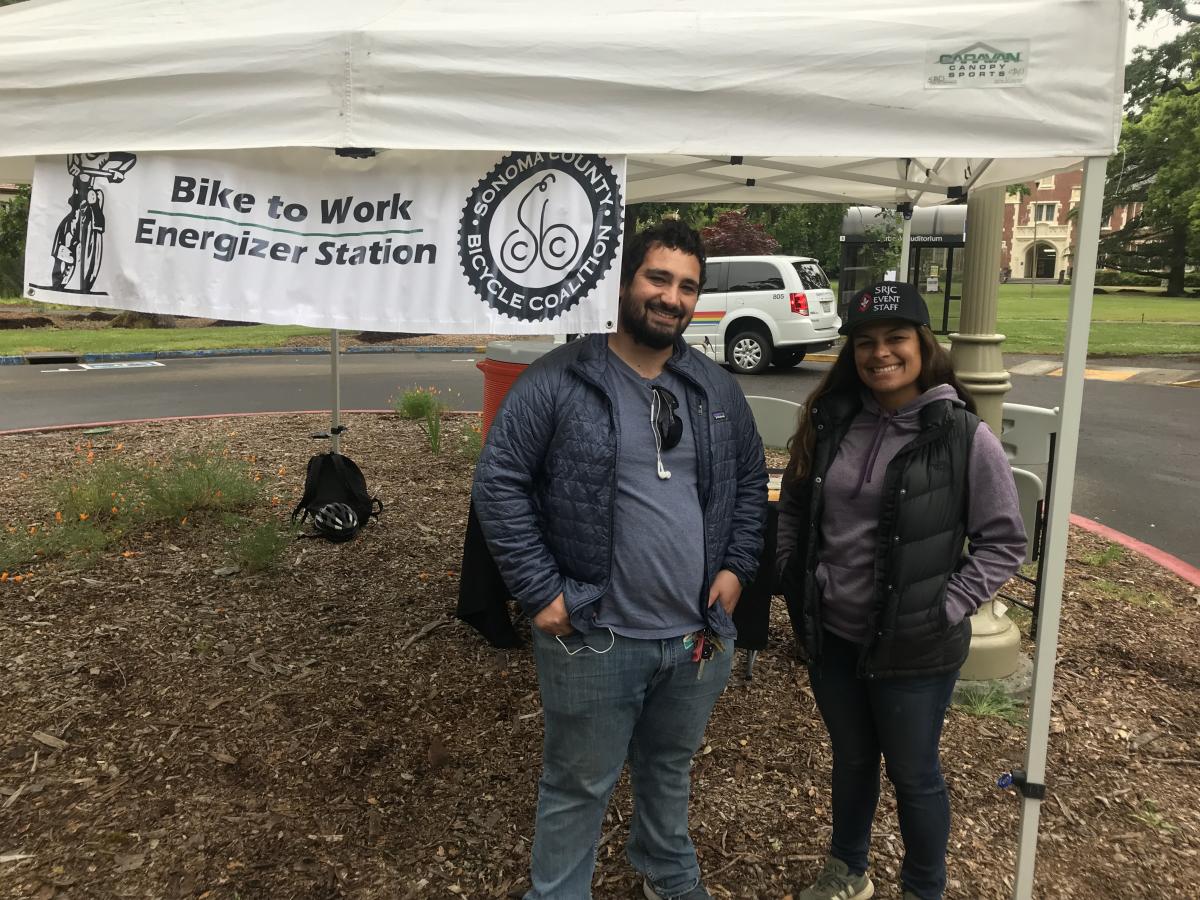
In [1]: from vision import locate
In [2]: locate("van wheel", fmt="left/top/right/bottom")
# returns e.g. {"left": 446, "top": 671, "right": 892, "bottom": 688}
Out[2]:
{"left": 773, "top": 349, "right": 806, "bottom": 368}
{"left": 727, "top": 328, "right": 772, "bottom": 375}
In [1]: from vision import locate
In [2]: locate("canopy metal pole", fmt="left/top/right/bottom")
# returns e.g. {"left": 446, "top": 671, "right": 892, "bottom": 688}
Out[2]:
{"left": 1012, "top": 155, "right": 1106, "bottom": 899}
{"left": 330, "top": 329, "right": 341, "bottom": 454}
{"left": 897, "top": 211, "right": 913, "bottom": 282}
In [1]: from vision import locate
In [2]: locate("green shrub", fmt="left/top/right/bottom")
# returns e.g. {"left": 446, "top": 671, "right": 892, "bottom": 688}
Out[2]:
{"left": 231, "top": 520, "right": 297, "bottom": 573}
{"left": 1092, "top": 269, "right": 1161, "bottom": 287}
{"left": 954, "top": 684, "right": 1026, "bottom": 726}
{"left": 422, "top": 405, "right": 443, "bottom": 455}
{"left": 1080, "top": 544, "right": 1123, "bottom": 567}
{"left": 3, "top": 445, "right": 261, "bottom": 572}
{"left": 52, "top": 459, "right": 140, "bottom": 524}
{"left": 0, "top": 529, "right": 35, "bottom": 573}
{"left": 458, "top": 420, "right": 484, "bottom": 465}
{"left": 141, "top": 451, "right": 259, "bottom": 521}
{"left": 394, "top": 386, "right": 447, "bottom": 420}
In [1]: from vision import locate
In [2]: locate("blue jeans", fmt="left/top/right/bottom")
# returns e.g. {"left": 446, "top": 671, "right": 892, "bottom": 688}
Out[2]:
{"left": 525, "top": 626, "right": 733, "bottom": 900}
{"left": 808, "top": 631, "right": 958, "bottom": 900}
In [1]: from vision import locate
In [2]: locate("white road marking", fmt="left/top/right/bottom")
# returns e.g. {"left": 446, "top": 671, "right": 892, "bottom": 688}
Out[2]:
{"left": 79, "top": 361, "right": 166, "bottom": 370}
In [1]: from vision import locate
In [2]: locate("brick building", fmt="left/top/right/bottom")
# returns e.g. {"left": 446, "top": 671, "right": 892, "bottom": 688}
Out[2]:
{"left": 1001, "top": 167, "right": 1141, "bottom": 280}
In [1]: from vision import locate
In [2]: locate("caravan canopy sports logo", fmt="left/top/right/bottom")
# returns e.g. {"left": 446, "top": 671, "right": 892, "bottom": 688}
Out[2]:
{"left": 459, "top": 152, "right": 622, "bottom": 322}
{"left": 926, "top": 40, "right": 1029, "bottom": 89}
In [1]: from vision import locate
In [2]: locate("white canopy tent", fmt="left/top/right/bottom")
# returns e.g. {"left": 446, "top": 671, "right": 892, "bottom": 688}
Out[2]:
{"left": 0, "top": 1, "right": 1127, "bottom": 896}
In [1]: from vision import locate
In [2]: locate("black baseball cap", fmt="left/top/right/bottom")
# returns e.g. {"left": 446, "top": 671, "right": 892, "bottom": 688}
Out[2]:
{"left": 839, "top": 281, "right": 931, "bottom": 335}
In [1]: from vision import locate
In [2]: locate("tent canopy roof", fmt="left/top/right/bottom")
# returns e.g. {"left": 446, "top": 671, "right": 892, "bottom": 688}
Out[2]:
{"left": 0, "top": 0, "right": 1124, "bottom": 203}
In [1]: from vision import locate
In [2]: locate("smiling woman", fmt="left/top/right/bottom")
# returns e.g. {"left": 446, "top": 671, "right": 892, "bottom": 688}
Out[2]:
{"left": 775, "top": 279, "right": 1026, "bottom": 900}
{"left": 851, "top": 322, "right": 922, "bottom": 410}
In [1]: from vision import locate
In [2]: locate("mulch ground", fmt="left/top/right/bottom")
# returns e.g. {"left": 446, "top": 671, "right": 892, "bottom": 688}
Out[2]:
{"left": 1, "top": 414, "right": 1197, "bottom": 899}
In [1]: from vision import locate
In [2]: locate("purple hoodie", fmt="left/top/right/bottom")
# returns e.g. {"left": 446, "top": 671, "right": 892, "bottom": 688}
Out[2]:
{"left": 817, "top": 384, "right": 1026, "bottom": 644}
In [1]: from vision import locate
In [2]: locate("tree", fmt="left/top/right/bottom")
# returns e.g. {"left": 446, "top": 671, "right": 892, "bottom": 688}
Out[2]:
{"left": 1126, "top": 1, "right": 1200, "bottom": 114}
{"left": 699, "top": 209, "right": 780, "bottom": 256}
{"left": 1099, "top": 91, "right": 1200, "bottom": 295}
{"left": 626, "top": 202, "right": 847, "bottom": 272}
{"left": 0, "top": 185, "right": 30, "bottom": 297}
{"left": 745, "top": 204, "right": 846, "bottom": 274}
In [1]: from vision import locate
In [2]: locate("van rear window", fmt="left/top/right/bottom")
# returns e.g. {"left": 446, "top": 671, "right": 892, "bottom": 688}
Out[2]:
{"left": 793, "top": 262, "right": 830, "bottom": 290}
{"left": 726, "top": 261, "right": 785, "bottom": 292}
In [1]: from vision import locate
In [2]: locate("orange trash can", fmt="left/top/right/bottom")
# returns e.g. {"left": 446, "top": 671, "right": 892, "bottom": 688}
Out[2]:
{"left": 477, "top": 341, "right": 556, "bottom": 439}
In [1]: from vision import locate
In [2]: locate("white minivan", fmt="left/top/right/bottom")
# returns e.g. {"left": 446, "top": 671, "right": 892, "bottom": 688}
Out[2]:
{"left": 685, "top": 255, "right": 840, "bottom": 374}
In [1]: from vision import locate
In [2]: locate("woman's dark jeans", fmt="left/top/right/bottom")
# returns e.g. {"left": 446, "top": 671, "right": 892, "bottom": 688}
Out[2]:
{"left": 808, "top": 630, "right": 958, "bottom": 900}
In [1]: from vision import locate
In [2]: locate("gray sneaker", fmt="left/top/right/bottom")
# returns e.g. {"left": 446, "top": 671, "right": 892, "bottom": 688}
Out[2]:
{"left": 641, "top": 878, "right": 713, "bottom": 900}
{"left": 797, "top": 857, "right": 875, "bottom": 900}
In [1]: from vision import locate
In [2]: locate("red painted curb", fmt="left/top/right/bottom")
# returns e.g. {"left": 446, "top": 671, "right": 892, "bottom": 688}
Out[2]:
{"left": 1070, "top": 513, "right": 1200, "bottom": 588}
{"left": 0, "top": 408, "right": 484, "bottom": 438}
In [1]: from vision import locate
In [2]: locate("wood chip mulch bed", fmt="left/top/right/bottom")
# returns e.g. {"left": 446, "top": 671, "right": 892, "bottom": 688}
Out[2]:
{"left": 1, "top": 414, "right": 1197, "bottom": 899}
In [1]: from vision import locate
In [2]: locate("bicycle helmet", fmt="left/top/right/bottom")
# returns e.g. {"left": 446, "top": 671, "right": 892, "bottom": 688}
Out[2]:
{"left": 311, "top": 502, "right": 360, "bottom": 542}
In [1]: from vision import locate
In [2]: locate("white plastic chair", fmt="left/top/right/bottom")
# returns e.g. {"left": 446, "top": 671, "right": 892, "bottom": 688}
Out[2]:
{"left": 745, "top": 395, "right": 803, "bottom": 450}
{"left": 1010, "top": 467, "right": 1044, "bottom": 566}
{"left": 1001, "top": 402, "right": 1060, "bottom": 467}
{"left": 998, "top": 403, "right": 1060, "bottom": 637}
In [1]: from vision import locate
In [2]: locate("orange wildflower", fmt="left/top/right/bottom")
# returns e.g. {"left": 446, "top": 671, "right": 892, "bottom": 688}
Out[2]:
{"left": 0, "top": 572, "right": 7, "bottom": 582}
{"left": 54, "top": 511, "right": 63, "bottom": 524}
{"left": 78, "top": 513, "right": 89, "bottom": 522}
{"left": 11, "top": 574, "right": 22, "bottom": 584}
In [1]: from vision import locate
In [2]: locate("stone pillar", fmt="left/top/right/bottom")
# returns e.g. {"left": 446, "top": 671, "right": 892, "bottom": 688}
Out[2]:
{"left": 951, "top": 185, "right": 1020, "bottom": 682}
{"left": 950, "top": 185, "right": 1011, "bottom": 434}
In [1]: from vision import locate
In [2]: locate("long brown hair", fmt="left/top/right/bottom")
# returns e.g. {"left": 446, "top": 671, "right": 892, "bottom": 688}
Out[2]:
{"left": 784, "top": 325, "right": 976, "bottom": 479}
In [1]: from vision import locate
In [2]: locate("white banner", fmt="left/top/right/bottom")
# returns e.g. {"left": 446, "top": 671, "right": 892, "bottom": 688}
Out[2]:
{"left": 24, "top": 149, "right": 626, "bottom": 333}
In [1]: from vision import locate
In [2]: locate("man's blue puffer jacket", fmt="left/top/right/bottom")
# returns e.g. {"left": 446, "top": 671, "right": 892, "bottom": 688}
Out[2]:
{"left": 471, "top": 333, "right": 767, "bottom": 639}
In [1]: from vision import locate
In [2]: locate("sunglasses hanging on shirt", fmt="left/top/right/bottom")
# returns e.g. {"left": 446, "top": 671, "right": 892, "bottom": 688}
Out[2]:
{"left": 650, "top": 385, "right": 682, "bottom": 480}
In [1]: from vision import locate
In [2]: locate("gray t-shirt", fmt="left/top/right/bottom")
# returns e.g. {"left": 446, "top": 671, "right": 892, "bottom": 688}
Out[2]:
{"left": 595, "top": 354, "right": 706, "bottom": 639}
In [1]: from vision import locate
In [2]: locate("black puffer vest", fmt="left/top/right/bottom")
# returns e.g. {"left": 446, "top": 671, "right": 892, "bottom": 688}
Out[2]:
{"left": 781, "top": 390, "right": 977, "bottom": 678}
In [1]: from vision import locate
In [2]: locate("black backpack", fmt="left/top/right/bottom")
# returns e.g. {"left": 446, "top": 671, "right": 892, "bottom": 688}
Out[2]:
{"left": 291, "top": 452, "right": 383, "bottom": 540}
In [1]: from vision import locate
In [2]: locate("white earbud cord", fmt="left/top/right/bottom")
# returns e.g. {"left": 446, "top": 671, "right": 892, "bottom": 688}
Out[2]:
{"left": 651, "top": 389, "right": 671, "bottom": 480}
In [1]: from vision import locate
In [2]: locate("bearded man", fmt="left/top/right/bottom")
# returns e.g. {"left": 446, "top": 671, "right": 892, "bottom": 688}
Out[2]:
{"left": 472, "top": 219, "right": 767, "bottom": 900}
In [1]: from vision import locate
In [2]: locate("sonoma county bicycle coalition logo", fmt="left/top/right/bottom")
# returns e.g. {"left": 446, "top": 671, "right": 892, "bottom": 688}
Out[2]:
{"left": 459, "top": 152, "right": 623, "bottom": 322}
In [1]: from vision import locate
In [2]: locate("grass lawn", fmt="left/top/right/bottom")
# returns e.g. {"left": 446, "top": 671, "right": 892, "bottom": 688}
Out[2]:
{"left": 0, "top": 319, "right": 326, "bottom": 356}
{"left": 996, "top": 284, "right": 1200, "bottom": 356}
{"left": 828, "top": 282, "right": 1200, "bottom": 357}
{"left": 5, "top": 285, "right": 1200, "bottom": 358}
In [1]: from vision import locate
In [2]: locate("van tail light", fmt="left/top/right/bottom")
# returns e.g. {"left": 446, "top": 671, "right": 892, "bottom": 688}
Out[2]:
{"left": 789, "top": 292, "right": 810, "bottom": 316}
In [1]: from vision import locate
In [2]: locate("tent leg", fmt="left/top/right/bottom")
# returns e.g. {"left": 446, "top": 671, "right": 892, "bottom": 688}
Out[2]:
{"left": 330, "top": 329, "right": 341, "bottom": 455}
{"left": 897, "top": 211, "right": 913, "bottom": 281}
{"left": 1012, "top": 155, "right": 1107, "bottom": 899}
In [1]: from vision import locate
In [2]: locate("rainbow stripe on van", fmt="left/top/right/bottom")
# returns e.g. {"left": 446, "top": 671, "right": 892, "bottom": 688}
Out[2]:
{"left": 688, "top": 310, "right": 724, "bottom": 328}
